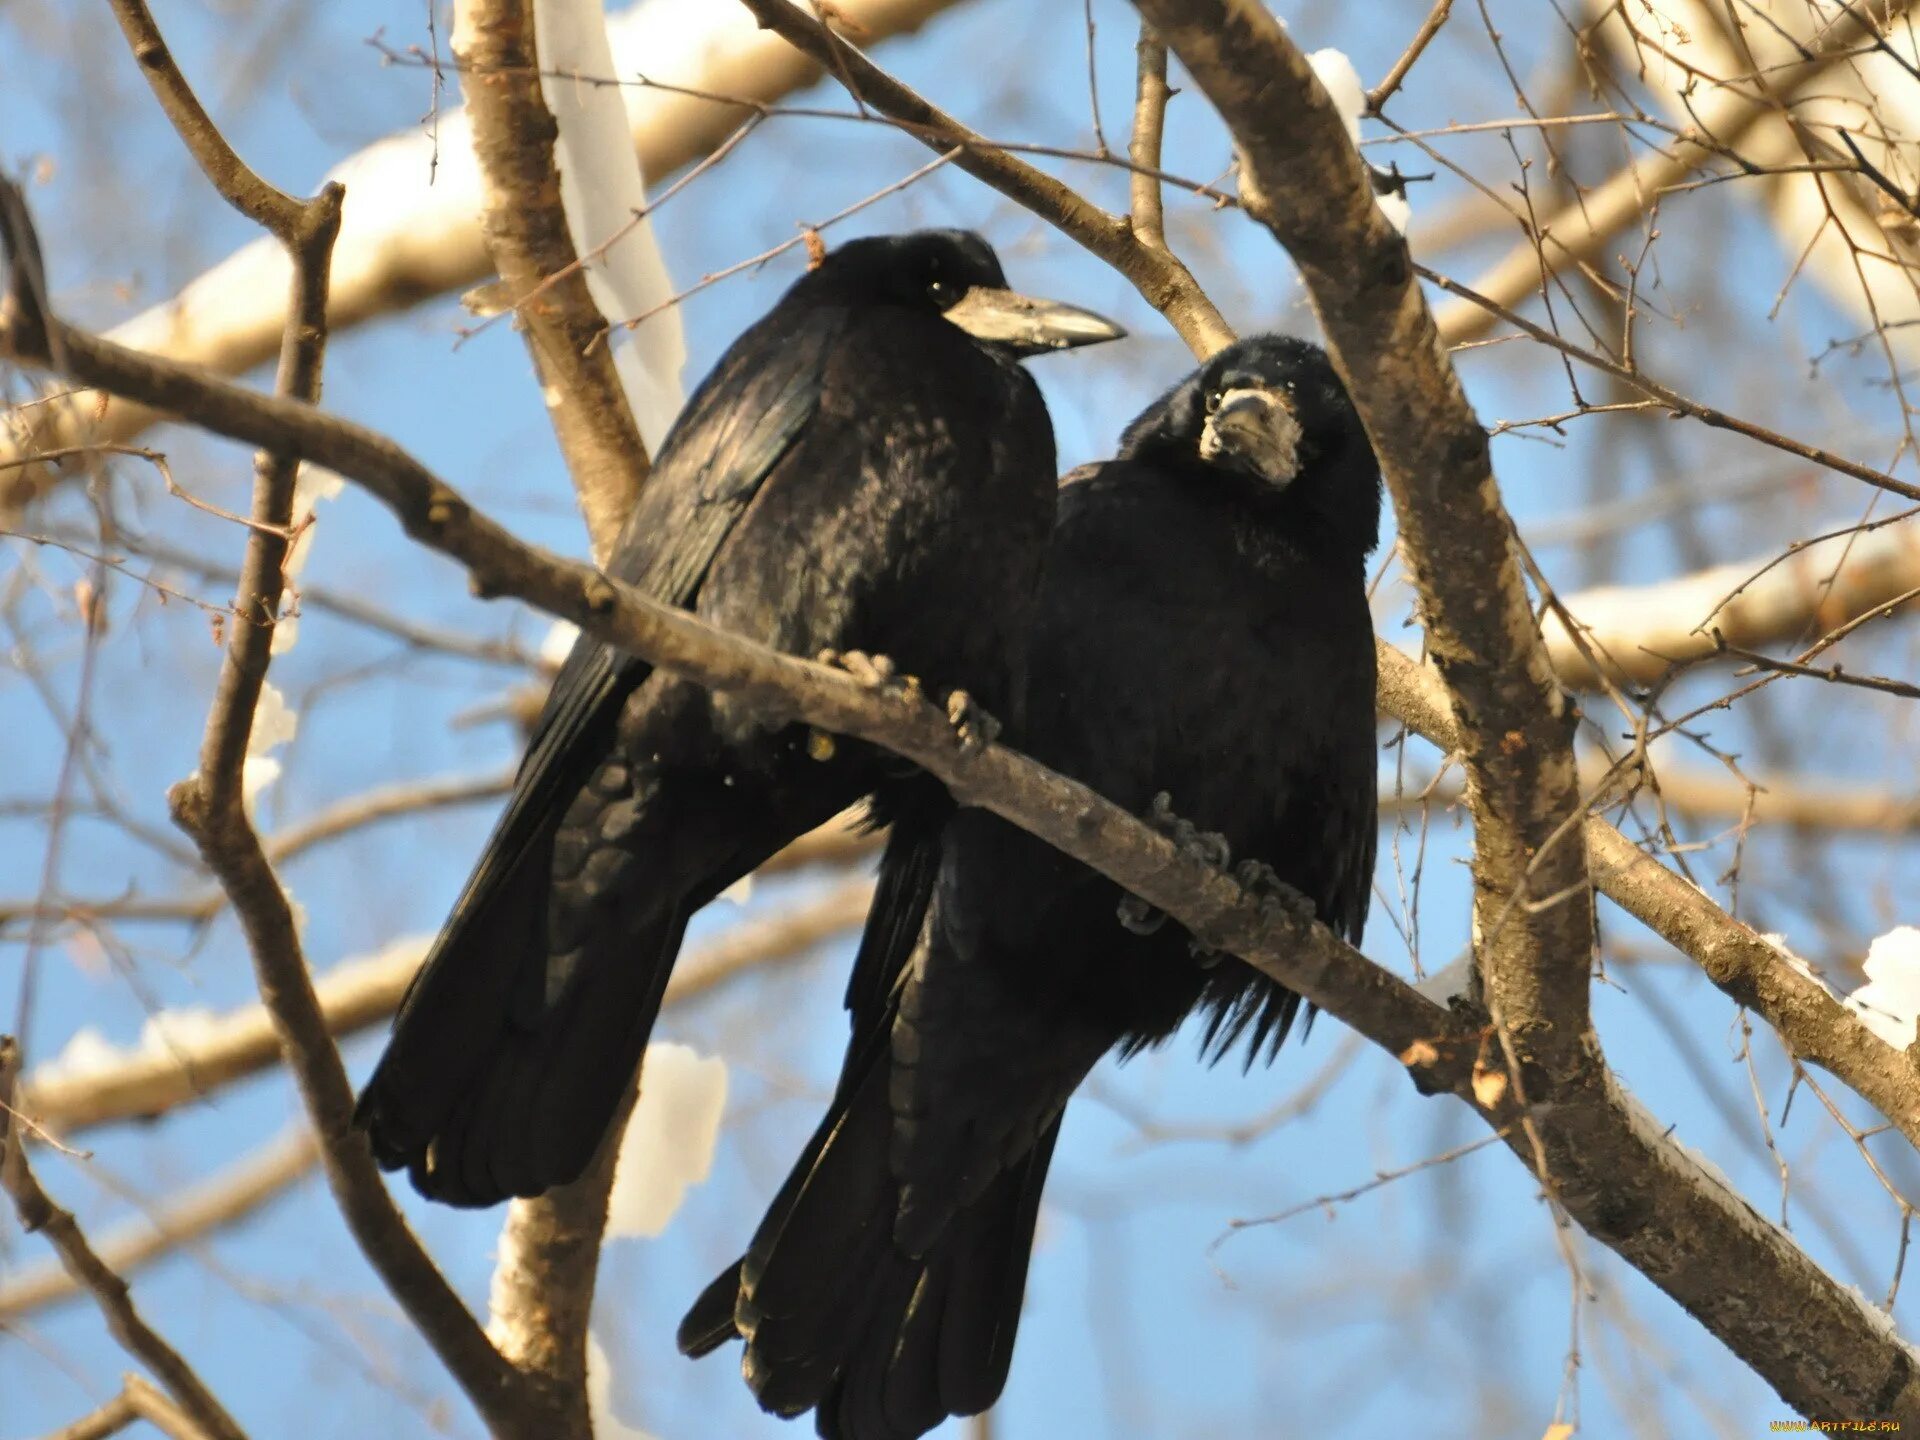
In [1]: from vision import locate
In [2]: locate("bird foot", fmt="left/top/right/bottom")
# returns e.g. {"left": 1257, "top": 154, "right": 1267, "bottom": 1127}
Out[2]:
{"left": 1233, "top": 858, "right": 1317, "bottom": 926}
{"left": 819, "top": 649, "right": 924, "bottom": 700}
{"left": 944, "top": 689, "right": 1001, "bottom": 752}
{"left": 1144, "top": 791, "right": 1232, "bottom": 870}
{"left": 1116, "top": 892, "right": 1166, "bottom": 936}
{"left": 1117, "top": 792, "right": 1232, "bottom": 937}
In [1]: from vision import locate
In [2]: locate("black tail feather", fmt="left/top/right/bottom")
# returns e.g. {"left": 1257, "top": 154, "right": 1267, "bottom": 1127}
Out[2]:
{"left": 358, "top": 900, "right": 684, "bottom": 1207}
{"left": 686, "top": 1044, "right": 1059, "bottom": 1440}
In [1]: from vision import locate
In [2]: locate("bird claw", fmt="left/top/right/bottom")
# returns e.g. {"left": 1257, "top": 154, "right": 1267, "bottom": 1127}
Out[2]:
{"left": 1116, "top": 892, "right": 1166, "bottom": 936}
{"left": 819, "top": 648, "right": 923, "bottom": 701}
{"left": 1143, "top": 791, "right": 1232, "bottom": 871}
{"left": 1233, "top": 858, "right": 1316, "bottom": 925}
{"left": 1118, "top": 792, "right": 1231, "bottom": 939}
{"left": 944, "top": 689, "right": 1001, "bottom": 751}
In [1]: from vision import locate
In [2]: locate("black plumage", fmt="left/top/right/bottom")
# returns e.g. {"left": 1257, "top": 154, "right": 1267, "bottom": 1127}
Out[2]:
{"left": 681, "top": 334, "right": 1384, "bottom": 1438}
{"left": 353, "top": 230, "right": 1121, "bottom": 1206}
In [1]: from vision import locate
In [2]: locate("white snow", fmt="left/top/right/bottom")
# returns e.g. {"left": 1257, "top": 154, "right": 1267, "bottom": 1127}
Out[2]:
{"left": 36, "top": 1006, "right": 222, "bottom": 1084}
{"left": 1306, "top": 47, "right": 1410, "bottom": 234}
{"left": 1307, "top": 48, "right": 1365, "bottom": 144}
{"left": 1846, "top": 926, "right": 1920, "bottom": 1049}
{"left": 273, "top": 465, "right": 346, "bottom": 654}
{"left": 239, "top": 680, "right": 298, "bottom": 818}
{"left": 604, "top": 1041, "right": 728, "bottom": 1238}
{"left": 31, "top": 934, "right": 432, "bottom": 1088}
{"left": 248, "top": 681, "right": 300, "bottom": 756}
{"left": 535, "top": 0, "right": 687, "bottom": 450}
{"left": 1758, "top": 930, "right": 1835, "bottom": 996}
{"left": 539, "top": 618, "right": 581, "bottom": 669}
{"left": 35, "top": 1026, "right": 124, "bottom": 1085}
{"left": 586, "top": 1330, "right": 659, "bottom": 1440}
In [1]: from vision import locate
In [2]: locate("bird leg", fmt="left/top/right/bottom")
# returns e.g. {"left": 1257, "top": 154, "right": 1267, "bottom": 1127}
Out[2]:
{"left": 817, "top": 648, "right": 925, "bottom": 701}
{"left": 813, "top": 650, "right": 927, "bottom": 762}
{"left": 1117, "top": 791, "right": 1232, "bottom": 936}
{"left": 943, "top": 689, "right": 1001, "bottom": 752}
{"left": 1232, "top": 857, "right": 1317, "bottom": 925}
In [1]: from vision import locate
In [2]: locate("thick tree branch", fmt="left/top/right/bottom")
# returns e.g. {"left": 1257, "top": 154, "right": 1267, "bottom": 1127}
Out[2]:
{"left": 454, "top": 0, "right": 651, "bottom": 566}
{"left": 453, "top": 1, "right": 664, "bottom": 1419}
{"left": 1128, "top": 2, "right": 1920, "bottom": 1422}
{"left": 1135, "top": 0, "right": 1594, "bottom": 1068}
{"left": 0, "top": 196, "right": 1469, "bottom": 1085}
{"left": 1, "top": 1041, "right": 248, "bottom": 1440}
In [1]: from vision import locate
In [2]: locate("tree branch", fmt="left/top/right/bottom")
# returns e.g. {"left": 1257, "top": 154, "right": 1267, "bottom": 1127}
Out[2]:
{"left": 1127, "top": 25, "right": 1172, "bottom": 248}
{"left": 453, "top": 0, "right": 652, "bottom": 566}
{"left": 1, "top": 1040, "right": 248, "bottom": 1440}
{"left": 0, "top": 1128, "right": 319, "bottom": 1321}
{"left": 36, "top": 1375, "right": 223, "bottom": 1440}
{"left": 10, "top": 164, "right": 1919, "bottom": 1424}
{"left": 452, "top": 1, "right": 665, "bottom": 1417}
{"left": 19, "top": 878, "right": 868, "bottom": 1135}
{"left": 92, "top": 14, "right": 532, "bottom": 1430}
{"left": 736, "top": 0, "right": 1233, "bottom": 357}
{"left": 1130, "top": 1, "right": 1920, "bottom": 1421}
{"left": 1134, "top": 0, "right": 1594, "bottom": 1069}
{"left": 0, "top": 0, "right": 971, "bottom": 516}
{"left": 0, "top": 185, "right": 1470, "bottom": 1086}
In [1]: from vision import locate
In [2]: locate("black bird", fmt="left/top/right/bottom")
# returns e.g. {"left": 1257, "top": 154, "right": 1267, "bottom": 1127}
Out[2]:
{"left": 353, "top": 230, "right": 1123, "bottom": 1206}
{"left": 680, "top": 335, "right": 1383, "bottom": 1439}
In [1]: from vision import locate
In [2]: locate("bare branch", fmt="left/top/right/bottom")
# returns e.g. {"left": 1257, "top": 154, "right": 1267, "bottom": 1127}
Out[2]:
{"left": 454, "top": 0, "right": 652, "bottom": 564}
{"left": 1366, "top": 0, "right": 1454, "bottom": 115}
{"left": 0, "top": 0, "right": 971, "bottom": 516}
{"left": 0, "top": 188, "right": 1467, "bottom": 1085}
{"left": 736, "top": 0, "right": 1234, "bottom": 357}
{"left": 1, "top": 1039, "right": 248, "bottom": 1440}
{"left": 37, "top": 1375, "right": 223, "bottom": 1440}
{"left": 1430, "top": 0, "right": 1920, "bottom": 346}
{"left": 0, "top": 1129, "right": 319, "bottom": 1321}
{"left": 1128, "top": 26, "right": 1172, "bottom": 248}
{"left": 89, "top": 12, "right": 531, "bottom": 1428}
{"left": 19, "top": 877, "right": 868, "bottom": 1134}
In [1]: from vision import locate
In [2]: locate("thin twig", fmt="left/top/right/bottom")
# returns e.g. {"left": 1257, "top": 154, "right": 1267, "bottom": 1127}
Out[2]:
{"left": 1366, "top": 0, "right": 1454, "bottom": 114}
{"left": 0, "top": 1039, "right": 248, "bottom": 1440}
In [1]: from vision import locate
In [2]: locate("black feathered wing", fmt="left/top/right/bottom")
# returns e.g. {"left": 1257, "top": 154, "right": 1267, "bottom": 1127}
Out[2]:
{"left": 354, "top": 309, "right": 846, "bottom": 1188}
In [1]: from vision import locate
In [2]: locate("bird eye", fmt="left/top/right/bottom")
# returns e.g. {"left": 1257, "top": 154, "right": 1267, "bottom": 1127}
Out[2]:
{"left": 927, "top": 277, "right": 951, "bottom": 305}
{"left": 1205, "top": 390, "right": 1223, "bottom": 414}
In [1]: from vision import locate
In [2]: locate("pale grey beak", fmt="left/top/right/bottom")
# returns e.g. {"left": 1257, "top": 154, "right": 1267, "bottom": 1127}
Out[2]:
{"left": 1201, "top": 386, "right": 1304, "bottom": 487}
{"left": 942, "top": 286, "right": 1126, "bottom": 357}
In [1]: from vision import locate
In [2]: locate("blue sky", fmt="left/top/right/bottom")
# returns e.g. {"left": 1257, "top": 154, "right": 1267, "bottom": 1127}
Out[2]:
{"left": 5, "top": 2, "right": 1919, "bottom": 1437}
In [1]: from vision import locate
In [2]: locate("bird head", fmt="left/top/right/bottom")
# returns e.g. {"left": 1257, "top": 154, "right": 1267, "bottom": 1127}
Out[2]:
{"left": 800, "top": 229, "right": 1125, "bottom": 358}
{"left": 1118, "top": 334, "right": 1383, "bottom": 555}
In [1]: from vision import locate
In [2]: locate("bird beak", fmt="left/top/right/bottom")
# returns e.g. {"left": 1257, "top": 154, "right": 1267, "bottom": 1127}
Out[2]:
{"left": 1201, "top": 386, "right": 1305, "bottom": 487}
{"left": 941, "top": 287, "right": 1126, "bottom": 356}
